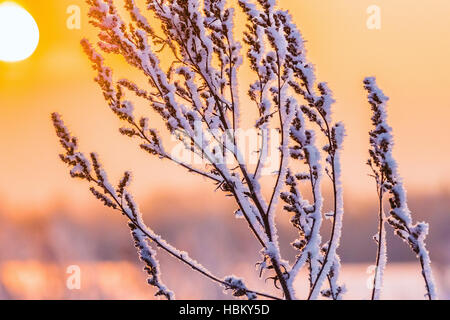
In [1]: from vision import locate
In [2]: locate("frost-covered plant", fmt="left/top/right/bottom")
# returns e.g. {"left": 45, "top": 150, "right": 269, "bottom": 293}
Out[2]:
{"left": 52, "top": 112, "right": 278, "bottom": 300}
{"left": 52, "top": 0, "right": 436, "bottom": 300}
{"left": 364, "top": 77, "right": 436, "bottom": 300}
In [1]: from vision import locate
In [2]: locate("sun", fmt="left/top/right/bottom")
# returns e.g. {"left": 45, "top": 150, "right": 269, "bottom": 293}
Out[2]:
{"left": 0, "top": 2, "right": 39, "bottom": 62}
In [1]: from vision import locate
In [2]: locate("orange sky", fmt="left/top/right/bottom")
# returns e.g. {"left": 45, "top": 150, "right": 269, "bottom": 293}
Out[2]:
{"left": 0, "top": 0, "right": 449, "bottom": 215}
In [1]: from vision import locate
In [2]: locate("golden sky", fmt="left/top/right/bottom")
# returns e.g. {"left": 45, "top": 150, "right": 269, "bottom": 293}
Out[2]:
{"left": 0, "top": 0, "right": 449, "bottom": 215}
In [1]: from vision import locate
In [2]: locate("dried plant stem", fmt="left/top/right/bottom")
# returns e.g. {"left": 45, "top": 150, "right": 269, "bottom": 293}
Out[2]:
{"left": 307, "top": 169, "right": 336, "bottom": 299}
{"left": 117, "top": 202, "right": 282, "bottom": 301}
{"left": 372, "top": 177, "right": 386, "bottom": 300}
{"left": 417, "top": 239, "right": 436, "bottom": 300}
{"left": 308, "top": 122, "right": 342, "bottom": 300}
{"left": 364, "top": 77, "right": 437, "bottom": 300}
{"left": 99, "top": 161, "right": 279, "bottom": 300}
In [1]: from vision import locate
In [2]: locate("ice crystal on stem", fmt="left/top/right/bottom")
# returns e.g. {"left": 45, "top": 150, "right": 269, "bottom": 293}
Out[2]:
{"left": 364, "top": 77, "right": 437, "bottom": 300}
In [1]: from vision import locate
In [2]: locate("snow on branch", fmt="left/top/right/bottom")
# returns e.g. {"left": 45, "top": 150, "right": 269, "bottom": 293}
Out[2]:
{"left": 364, "top": 77, "right": 437, "bottom": 300}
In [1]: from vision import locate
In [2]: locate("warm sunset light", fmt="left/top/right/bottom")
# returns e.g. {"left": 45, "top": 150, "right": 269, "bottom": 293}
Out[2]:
{"left": 0, "top": 1, "right": 39, "bottom": 62}
{"left": 0, "top": 0, "right": 448, "bottom": 304}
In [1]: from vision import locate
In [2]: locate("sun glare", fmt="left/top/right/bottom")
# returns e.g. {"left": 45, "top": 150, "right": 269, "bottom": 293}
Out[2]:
{"left": 0, "top": 2, "right": 39, "bottom": 62}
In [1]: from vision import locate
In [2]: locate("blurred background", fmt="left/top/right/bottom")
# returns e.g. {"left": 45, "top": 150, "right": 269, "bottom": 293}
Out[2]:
{"left": 0, "top": 0, "right": 449, "bottom": 299}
